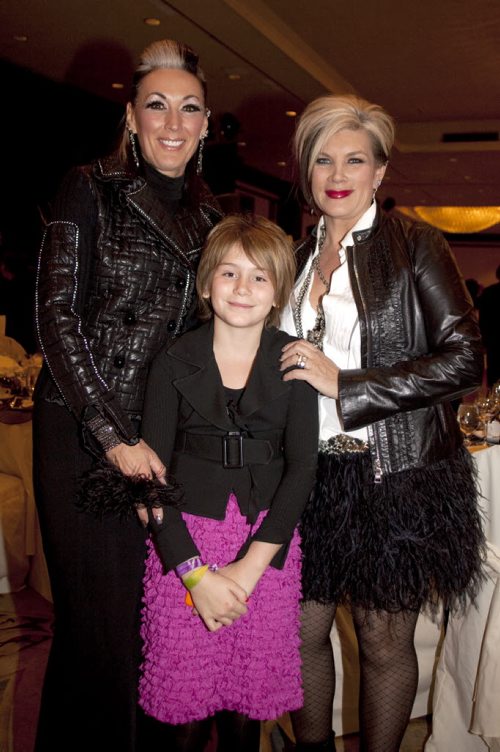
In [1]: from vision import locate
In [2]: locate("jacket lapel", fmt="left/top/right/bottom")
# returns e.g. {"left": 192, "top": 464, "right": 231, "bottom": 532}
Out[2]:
{"left": 169, "top": 323, "right": 289, "bottom": 430}
{"left": 168, "top": 322, "right": 234, "bottom": 431}
{"left": 238, "top": 327, "right": 290, "bottom": 420}
{"left": 125, "top": 183, "right": 195, "bottom": 270}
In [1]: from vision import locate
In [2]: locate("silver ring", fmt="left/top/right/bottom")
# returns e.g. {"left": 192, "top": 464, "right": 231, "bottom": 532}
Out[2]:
{"left": 296, "top": 353, "right": 307, "bottom": 369}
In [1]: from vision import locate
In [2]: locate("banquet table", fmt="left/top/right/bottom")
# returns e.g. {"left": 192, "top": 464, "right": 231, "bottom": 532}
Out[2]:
{"left": 329, "top": 443, "right": 500, "bottom": 740}
{"left": 0, "top": 406, "right": 51, "bottom": 600}
{"left": 425, "top": 443, "right": 500, "bottom": 751}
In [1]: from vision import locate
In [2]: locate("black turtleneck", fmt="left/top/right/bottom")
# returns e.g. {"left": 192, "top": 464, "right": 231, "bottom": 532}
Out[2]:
{"left": 143, "top": 161, "right": 184, "bottom": 214}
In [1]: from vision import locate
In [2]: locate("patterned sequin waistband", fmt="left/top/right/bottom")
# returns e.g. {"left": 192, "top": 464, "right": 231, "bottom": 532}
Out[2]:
{"left": 319, "top": 434, "right": 369, "bottom": 455}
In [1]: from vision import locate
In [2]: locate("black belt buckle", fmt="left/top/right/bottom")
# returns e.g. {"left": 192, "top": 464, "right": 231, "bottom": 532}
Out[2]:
{"left": 223, "top": 432, "right": 244, "bottom": 468}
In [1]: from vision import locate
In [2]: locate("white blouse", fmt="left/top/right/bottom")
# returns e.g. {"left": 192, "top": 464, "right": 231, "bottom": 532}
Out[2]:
{"left": 280, "top": 203, "right": 377, "bottom": 442}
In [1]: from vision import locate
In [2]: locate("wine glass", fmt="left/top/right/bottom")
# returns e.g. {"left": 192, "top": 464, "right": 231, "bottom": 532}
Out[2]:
{"left": 475, "top": 394, "right": 496, "bottom": 425}
{"left": 491, "top": 381, "right": 500, "bottom": 413}
{"left": 457, "top": 404, "right": 481, "bottom": 447}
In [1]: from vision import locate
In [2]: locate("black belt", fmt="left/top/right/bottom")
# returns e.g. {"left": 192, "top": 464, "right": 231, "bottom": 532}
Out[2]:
{"left": 174, "top": 430, "right": 283, "bottom": 469}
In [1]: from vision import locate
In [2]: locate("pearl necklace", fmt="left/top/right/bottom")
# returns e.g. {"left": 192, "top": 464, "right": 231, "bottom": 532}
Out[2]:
{"left": 292, "top": 224, "right": 329, "bottom": 351}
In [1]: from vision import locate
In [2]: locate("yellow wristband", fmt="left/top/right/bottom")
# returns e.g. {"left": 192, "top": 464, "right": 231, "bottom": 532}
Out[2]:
{"left": 182, "top": 564, "right": 209, "bottom": 591}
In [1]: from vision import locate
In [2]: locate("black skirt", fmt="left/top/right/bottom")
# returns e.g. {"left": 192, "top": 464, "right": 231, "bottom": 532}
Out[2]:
{"left": 300, "top": 445, "right": 486, "bottom": 613}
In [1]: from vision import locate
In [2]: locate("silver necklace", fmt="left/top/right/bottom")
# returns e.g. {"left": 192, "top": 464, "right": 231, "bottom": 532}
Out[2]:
{"left": 292, "top": 224, "right": 329, "bottom": 351}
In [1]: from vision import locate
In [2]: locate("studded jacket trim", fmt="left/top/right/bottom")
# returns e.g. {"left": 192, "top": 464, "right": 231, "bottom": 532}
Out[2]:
{"left": 294, "top": 206, "right": 483, "bottom": 478}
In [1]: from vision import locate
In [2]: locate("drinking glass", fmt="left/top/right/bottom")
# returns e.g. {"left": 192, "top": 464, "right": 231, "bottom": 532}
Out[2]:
{"left": 475, "top": 394, "right": 496, "bottom": 425}
{"left": 491, "top": 381, "right": 500, "bottom": 412}
{"left": 457, "top": 404, "right": 481, "bottom": 446}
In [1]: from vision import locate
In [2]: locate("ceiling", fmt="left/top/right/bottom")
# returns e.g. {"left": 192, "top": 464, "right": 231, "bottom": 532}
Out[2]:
{"left": 2, "top": 0, "right": 500, "bottom": 218}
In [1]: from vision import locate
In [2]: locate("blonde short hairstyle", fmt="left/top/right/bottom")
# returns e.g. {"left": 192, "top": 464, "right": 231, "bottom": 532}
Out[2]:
{"left": 294, "top": 94, "right": 395, "bottom": 210}
{"left": 196, "top": 215, "right": 296, "bottom": 328}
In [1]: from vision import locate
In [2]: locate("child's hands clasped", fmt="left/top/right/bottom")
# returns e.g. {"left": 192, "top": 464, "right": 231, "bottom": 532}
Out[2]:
{"left": 218, "top": 560, "right": 261, "bottom": 600}
{"left": 189, "top": 570, "right": 248, "bottom": 632}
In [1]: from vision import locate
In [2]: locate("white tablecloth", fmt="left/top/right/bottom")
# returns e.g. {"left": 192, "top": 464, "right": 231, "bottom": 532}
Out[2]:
{"left": 425, "top": 444, "right": 500, "bottom": 751}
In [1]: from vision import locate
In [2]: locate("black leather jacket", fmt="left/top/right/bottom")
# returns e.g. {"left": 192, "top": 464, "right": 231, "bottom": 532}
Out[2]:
{"left": 295, "top": 206, "right": 483, "bottom": 479}
{"left": 35, "top": 154, "right": 222, "bottom": 445}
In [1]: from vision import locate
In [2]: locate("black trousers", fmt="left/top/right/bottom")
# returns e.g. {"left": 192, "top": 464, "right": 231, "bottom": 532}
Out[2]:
{"left": 33, "top": 400, "right": 148, "bottom": 752}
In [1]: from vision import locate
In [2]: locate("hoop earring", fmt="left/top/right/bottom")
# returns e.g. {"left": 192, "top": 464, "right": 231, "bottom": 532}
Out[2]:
{"left": 197, "top": 132, "right": 207, "bottom": 175}
{"left": 128, "top": 128, "right": 140, "bottom": 169}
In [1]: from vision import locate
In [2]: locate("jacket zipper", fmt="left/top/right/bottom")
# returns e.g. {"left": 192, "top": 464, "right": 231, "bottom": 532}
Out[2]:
{"left": 351, "top": 240, "right": 384, "bottom": 483}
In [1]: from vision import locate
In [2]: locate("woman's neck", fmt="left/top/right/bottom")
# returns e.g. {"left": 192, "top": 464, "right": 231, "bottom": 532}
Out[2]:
{"left": 322, "top": 204, "right": 371, "bottom": 250}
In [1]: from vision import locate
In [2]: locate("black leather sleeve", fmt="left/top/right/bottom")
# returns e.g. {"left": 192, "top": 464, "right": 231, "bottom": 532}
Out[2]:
{"left": 339, "top": 224, "right": 483, "bottom": 430}
{"left": 35, "top": 168, "right": 138, "bottom": 444}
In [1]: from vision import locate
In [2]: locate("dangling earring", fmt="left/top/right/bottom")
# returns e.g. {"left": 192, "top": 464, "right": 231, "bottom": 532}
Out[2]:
{"left": 373, "top": 179, "right": 382, "bottom": 199}
{"left": 197, "top": 132, "right": 207, "bottom": 175}
{"left": 128, "top": 128, "right": 140, "bottom": 169}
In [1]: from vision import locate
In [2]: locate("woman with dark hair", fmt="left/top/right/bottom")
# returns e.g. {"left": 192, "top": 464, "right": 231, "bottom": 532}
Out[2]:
{"left": 34, "top": 39, "right": 221, "bottom": 752}
{"left": 279, "top": 94, "right": 485, "bottom": 751}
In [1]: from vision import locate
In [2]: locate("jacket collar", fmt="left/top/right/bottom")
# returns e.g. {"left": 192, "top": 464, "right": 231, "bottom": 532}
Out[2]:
{"left": 168, "top": 321, "right": 290, "bottom": 431}
{"left": 95, "top": 154, "right": 140, "bottom": 183}
{"left": 94, "top": 154, "right": 222, "bottom": 269}
{"left": 294, "top": 202, "right": 389, "bottom": 278}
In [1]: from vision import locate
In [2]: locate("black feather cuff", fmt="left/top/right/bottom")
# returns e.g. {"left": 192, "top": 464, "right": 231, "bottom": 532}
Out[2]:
{"left": 76, "top": 460, "right": 183, "bottom": 519}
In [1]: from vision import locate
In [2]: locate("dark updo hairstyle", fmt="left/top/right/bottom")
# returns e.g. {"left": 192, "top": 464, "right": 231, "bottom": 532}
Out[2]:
{"left": 119, "top": 39, "right": 208, "bottom": 197}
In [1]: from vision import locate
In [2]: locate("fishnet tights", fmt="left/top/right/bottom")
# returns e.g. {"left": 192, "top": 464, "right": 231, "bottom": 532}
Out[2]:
{"left": 291, "top": 601, "right": 419, "bottom": 751}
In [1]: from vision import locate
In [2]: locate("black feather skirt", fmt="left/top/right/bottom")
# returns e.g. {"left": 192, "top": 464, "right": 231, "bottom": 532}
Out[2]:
{"left": 300, "top": 445, "right": 486, "bottom": 613}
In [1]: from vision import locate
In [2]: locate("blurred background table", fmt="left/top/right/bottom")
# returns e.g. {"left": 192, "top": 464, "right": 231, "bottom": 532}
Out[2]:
{"left": 425, "top": 443, "right": 500, "bottom": 751}
{"left": 0, "top": 405, "right": 51, "bottom": 601}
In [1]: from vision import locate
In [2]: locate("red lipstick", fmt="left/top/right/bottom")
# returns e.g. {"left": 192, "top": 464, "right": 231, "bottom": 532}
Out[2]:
{"left": 325, "top": 190, "right": 353, "bottom": 199}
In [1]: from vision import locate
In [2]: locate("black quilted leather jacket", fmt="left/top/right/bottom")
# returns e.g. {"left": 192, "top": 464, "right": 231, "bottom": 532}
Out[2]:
{"left": 295, "top": 206, "right": 483, "bottom": 479}
{"left": 35, "top": 154, "right": 222, "bottom": 445}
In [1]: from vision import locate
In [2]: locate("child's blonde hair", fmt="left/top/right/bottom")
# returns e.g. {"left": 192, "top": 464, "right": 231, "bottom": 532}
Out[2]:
{"left": 196, "top": 214, "right": 296, "bottom": 327}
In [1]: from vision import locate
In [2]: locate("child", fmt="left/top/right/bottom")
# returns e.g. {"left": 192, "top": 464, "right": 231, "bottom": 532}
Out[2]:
{"left": 139, "top": 215, "right": 319, "bottom": 750}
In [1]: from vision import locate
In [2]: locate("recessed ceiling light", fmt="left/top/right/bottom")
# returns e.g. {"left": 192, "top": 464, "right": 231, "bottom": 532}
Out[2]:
{"left": 144, "top": 17, "right": 161, "bottom": 26}
{"left": 228, "top": 73, "right": 241, "bottom": 81}
{"left": 277, "top": 161, "right": 287, "bottom": 167}
{"left": 13, "top": 34, "right": 28, "bottom": 42}
{"left": 111, "top": 82, "right": 124, "bottom": 90}
{"left": 285, "top": 110, "right": 297, "bottom": 117}
{"left": 237, "top": 141, "right": 247, "bottom": 147}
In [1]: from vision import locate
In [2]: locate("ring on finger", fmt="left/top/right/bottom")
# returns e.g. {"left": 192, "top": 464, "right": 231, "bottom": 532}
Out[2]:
{"left": 296, "top": 353, "right": 307, "bottom": 369}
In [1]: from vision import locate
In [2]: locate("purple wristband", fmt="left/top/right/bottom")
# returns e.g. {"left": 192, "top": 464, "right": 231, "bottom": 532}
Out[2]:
{"left": 176, "top": 556, "right": 204, "bottom": 577}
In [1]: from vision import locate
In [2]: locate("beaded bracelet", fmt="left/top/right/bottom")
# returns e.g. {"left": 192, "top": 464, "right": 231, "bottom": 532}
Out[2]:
{"left": 86, "top": 415, "right": 122, "bottom": 452}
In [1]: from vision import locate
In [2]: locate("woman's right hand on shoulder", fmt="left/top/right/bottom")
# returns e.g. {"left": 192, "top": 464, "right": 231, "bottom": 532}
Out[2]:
{"left": 189, "top": 571, "right": 248, "bottom": 632}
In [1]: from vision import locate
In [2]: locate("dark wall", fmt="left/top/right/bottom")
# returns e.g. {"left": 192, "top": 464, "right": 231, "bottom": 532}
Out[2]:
{"left": 1, "top": 59, "right": 124, "bottom": 259}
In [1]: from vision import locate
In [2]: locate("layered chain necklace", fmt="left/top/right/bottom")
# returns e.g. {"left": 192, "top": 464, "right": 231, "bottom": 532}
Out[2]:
{"left": 292, "top": 223, "right": 329, "bottom": 351}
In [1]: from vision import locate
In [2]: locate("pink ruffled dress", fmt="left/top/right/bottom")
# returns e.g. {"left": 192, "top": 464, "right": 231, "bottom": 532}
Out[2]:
{"left": 139, "top": 493, "right": 303, "bottom": 724}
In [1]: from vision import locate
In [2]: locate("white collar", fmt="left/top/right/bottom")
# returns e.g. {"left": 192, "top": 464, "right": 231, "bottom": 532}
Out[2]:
{"left": 317, "top": 202, "right": 377, "bottom": 264}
